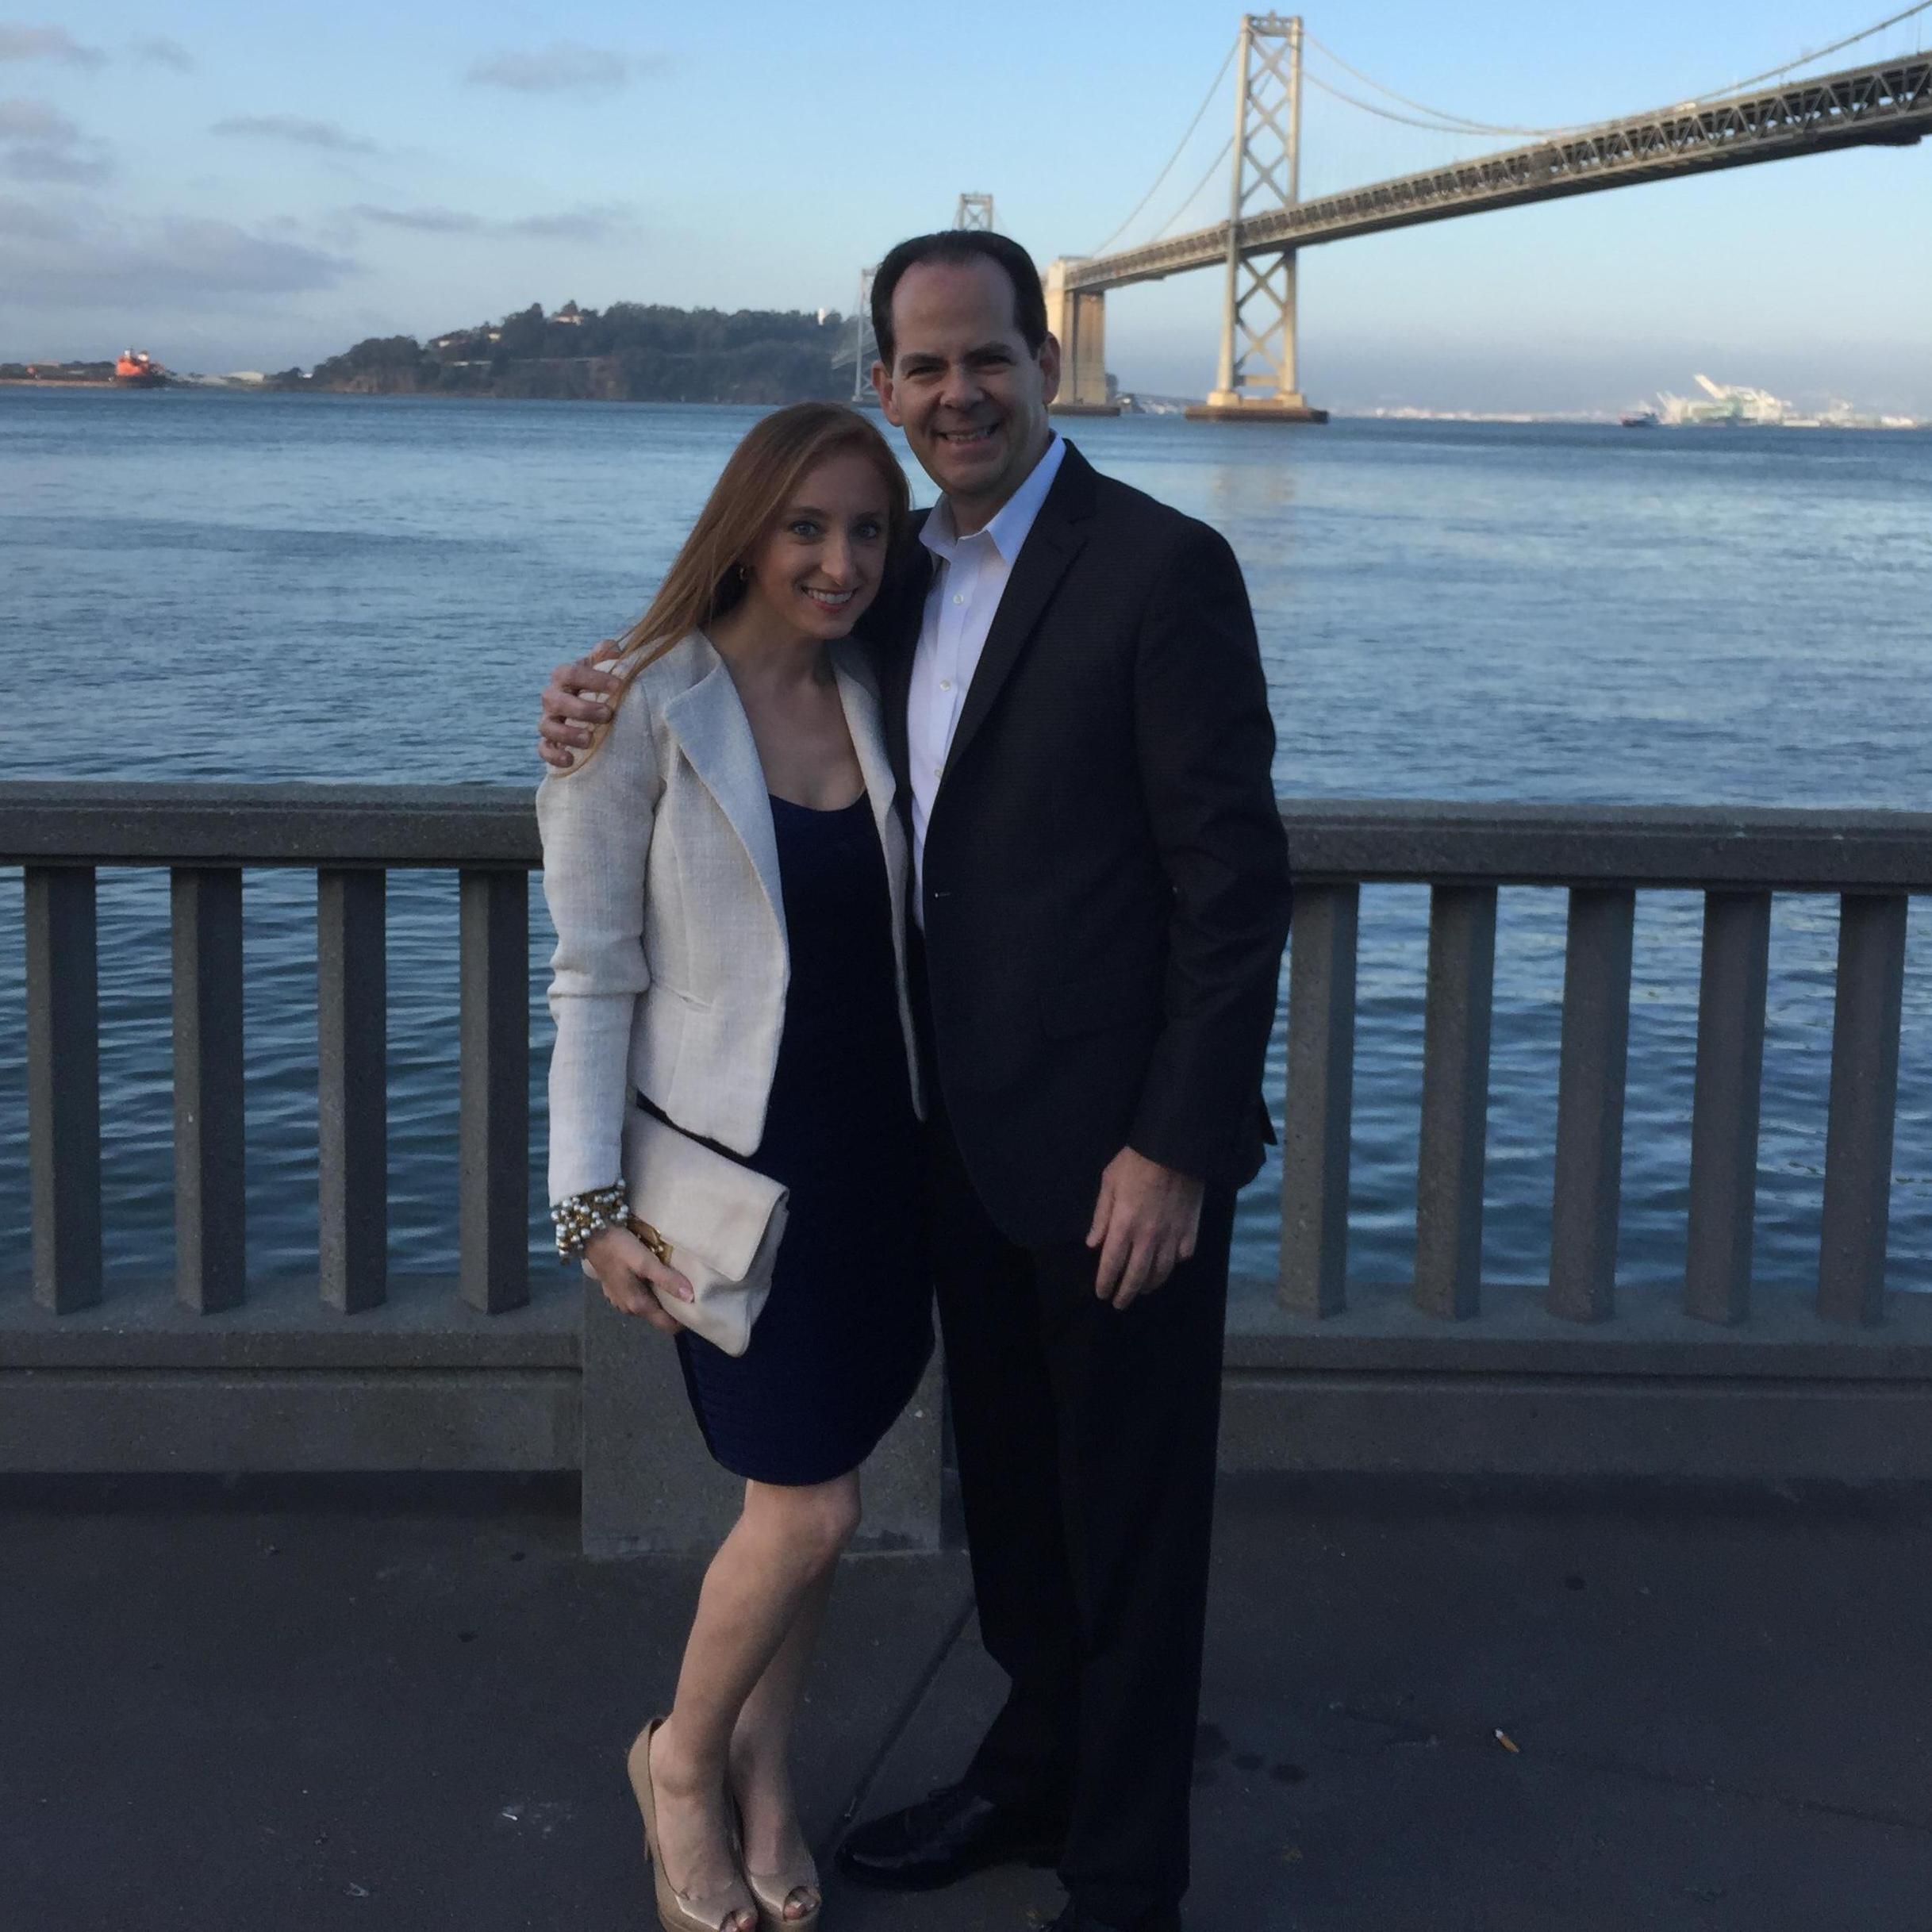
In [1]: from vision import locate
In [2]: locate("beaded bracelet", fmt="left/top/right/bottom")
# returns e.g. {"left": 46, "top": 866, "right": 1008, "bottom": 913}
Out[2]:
{"left": 551, "top": 1181, "right": 631, "bottom": 1260}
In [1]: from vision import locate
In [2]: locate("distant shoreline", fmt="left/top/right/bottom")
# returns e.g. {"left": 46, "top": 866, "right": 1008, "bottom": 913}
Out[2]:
{"left": 3, "top": 381, "right": 1924, "bottom": 429}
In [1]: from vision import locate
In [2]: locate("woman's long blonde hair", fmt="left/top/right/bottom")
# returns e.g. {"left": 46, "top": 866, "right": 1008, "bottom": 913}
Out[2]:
{"left": 566, "top": 402, "right": 910, "bottom": 770}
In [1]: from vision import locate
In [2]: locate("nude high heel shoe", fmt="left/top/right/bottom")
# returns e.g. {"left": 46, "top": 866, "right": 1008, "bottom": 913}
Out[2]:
{"left": 744, "top": 1860, "right": 822, "bottom": 1932}
{"left": 730, "top": 1790, "right": 822, "bottom": 1931}
{"left": 628, "top": 1719, "right": 759, "bottom": 1932}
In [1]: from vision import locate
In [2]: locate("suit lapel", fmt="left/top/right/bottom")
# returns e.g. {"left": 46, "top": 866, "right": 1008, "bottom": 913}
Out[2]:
{"left": 943, "top": 445, "right": 1093, "bottom": 782}
{"left": 659, "top": 645, "right": 785, "bottom": 940}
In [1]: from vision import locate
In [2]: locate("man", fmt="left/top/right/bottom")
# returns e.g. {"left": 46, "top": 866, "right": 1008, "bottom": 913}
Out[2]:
{"left": 541, "top": 230, "right": 1291, "bottom": 1932}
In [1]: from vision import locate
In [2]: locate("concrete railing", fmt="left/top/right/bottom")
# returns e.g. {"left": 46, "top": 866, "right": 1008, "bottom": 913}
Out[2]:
{"left": 3, "top": 785, "right": 1929, "bottom": 1550}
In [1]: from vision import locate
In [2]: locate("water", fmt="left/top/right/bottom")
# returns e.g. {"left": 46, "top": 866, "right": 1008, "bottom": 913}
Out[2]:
{"left": 2, "top": 388, "right": 1927, "bottom": 1308}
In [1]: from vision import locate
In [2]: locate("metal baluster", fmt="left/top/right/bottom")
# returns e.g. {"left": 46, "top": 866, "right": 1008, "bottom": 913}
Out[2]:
{"left": 459, "top": 869, "right": 529, "bottom": 1314}
{"left": 25, "top": 866, "right": 102, "bottom": 1312}
{"left": 318, "top": 869, "right": 387, "bottom": 1313}
{"left": 1818, "top": 893, "right": 1907, "bottom": 1326}
{"left": 1684, "top": 890, "right": 1771, "bottom": 1324}
{"left": 173, "top": 866, "right": 247, "bottom": 1312}
{"left": 1415, "top": 885, "right": 1496, "bottom": 1319}
{"left": 1281, "top": 882, "right": 1358, "bottom": 1317}
{"left": 1548, "top": 887, "right": 1634, "bottom": 1323}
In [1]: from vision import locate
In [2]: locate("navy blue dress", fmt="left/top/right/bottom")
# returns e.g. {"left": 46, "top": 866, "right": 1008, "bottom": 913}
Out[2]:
{"left": 670, "top": 793, "right": 931, "bottom": 1486}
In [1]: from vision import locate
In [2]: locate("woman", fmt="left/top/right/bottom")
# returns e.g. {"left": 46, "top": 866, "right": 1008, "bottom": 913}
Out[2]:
{"left": 539, "top": 403, "right": 926, "bottom": 1932}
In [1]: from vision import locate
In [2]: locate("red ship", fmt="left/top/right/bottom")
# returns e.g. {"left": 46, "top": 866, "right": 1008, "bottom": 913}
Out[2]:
{"left": 113, "top": 349, "right": 167, "bottom": 388}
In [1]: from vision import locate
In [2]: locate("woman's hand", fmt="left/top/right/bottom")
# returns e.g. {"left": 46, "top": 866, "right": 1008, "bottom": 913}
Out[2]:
{"left": 583, "top": 1223, "right": 697, "bottom": 1335}
{"left": 538, "top": 640, "right": 626, "bottom": 768}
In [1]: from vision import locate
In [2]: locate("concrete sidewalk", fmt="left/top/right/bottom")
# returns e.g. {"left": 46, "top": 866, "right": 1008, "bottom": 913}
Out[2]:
{"left": 4, "top": 1473, "right": 1928, "bottom": 1931}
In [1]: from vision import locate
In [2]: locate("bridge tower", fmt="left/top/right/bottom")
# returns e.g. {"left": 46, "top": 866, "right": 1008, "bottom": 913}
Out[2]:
{"left": 850, "top": 263, "right": 878, "bottom": 405}
{"left": 955, "top": 193, "right": 996, "bottom": 230}
{"left": 1185, "top": 13, "right": 1327, "bottom": 424}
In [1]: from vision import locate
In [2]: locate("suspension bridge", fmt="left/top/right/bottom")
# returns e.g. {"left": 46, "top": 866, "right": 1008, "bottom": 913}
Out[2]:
{"left": 853, "top": 10, "right": 1932, "bottom": 421}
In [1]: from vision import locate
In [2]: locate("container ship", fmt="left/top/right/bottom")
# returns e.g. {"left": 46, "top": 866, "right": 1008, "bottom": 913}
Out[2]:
{"left": 113, "top": 349, "right": 167, "bottom": 389}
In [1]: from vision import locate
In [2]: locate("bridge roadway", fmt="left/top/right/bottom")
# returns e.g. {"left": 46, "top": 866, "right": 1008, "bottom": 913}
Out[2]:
{"left": 1066, "top": 55, "right": 1932, "bottom": 293}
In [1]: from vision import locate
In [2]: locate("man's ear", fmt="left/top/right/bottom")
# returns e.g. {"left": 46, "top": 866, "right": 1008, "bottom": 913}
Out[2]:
{"left": 1038, "top": 332, "right": 1062, "bottom": 408}
{"left": 870, "top": 359, "right": 902, "bottom": 427}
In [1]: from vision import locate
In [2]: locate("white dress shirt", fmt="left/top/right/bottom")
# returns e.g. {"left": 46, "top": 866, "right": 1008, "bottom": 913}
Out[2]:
{"left": 908, "top": 432, "right": 1068, "bottom": 916}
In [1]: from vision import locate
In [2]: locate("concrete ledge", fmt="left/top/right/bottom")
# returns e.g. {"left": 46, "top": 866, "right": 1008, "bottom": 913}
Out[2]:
{"left": 1226, "top": 1278, "right": 1932, "bottom": 1378}
{"left": 1220, "top": 1371, "right": 1932, "bottom": 1481}
{"left": 0, "top": 1369, "right": 581, "bottom": 1473}
{"left": 0, "top": 1275, "right": 580, "bottom": 1370}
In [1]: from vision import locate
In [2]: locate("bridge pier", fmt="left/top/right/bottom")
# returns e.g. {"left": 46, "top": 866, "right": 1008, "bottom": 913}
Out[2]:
{"left": 1043, "top": 259, "right": 1120, "bottom": 417}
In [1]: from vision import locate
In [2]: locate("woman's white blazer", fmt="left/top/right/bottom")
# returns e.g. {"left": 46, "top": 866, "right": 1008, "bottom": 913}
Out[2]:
{"left": 537, "top": 628, "right": 924, "bottom": 1205}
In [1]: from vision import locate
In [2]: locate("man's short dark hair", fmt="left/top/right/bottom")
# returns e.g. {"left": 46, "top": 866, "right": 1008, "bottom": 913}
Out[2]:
{"left": 870, "top": 230, "right": 1048, "bottom": 371}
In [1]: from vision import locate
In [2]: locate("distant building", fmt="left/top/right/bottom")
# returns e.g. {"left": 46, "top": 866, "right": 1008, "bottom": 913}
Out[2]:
{"left": 551, "top": 302, "right": 586, "bottom": 325}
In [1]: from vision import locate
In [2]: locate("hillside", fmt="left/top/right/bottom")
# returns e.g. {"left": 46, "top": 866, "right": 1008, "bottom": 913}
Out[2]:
{"left": 296, "top": 301, "right": 855, "bottom": 403}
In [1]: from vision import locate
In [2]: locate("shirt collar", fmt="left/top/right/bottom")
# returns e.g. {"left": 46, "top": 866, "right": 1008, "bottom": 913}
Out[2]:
{"left": 920, "top": 432, "right": 1066, "bottom": 566}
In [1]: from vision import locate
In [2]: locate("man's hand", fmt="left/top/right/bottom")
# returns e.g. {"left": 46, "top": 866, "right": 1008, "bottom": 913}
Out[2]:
{"left": 582, "top": 1223, "right": 696, "bottom": 1335}
{"left": 538, "top": 639, "right": 626, "bottom": 768}
{"left": 1085, "top": 1148, "right": 1205, "bottom": 1310}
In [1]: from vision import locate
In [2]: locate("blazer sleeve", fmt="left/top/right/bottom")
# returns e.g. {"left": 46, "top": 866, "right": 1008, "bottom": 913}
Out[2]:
{"left": 536, "top": 677, "right": 662, "bottom": 1204}
{"left": 1126, "top": 520, "right": 1292, "bottom": 1181}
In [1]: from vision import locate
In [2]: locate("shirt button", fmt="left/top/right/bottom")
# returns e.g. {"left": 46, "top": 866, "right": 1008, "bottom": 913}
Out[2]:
{"left": 952, "top": 593, "right": 965, "bottom": 605}
{"left": 932, "top": 766, "right": 943, "bottom": 778}
{"left": 939, "top": 679, "right": 952, "bottom": 691}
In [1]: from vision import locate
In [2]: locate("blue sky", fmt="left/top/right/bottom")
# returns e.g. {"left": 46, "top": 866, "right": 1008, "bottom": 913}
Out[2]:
{"left": 4, "top": 0, "right": 1929, "bottom": 410}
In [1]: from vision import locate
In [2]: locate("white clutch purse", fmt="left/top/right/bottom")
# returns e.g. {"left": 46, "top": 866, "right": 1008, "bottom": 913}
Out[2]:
{"left": 609, "top": 1104, "right": 789, "bottom": 1357}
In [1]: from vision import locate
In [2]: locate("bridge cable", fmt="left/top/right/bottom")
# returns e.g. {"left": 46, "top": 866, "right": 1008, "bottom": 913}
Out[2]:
{"left": 1300, "top": 68, "right": 1576, "bottom": 137}
{"left": 1696, "top": 0, "right": 1931, "bottom": 98}
{"left": 1302, "top": 30, "right": 1589, "bottom": 136}
{"left": 1300, "top": 2, "right": 1932, "bottom": 150}
{"left": 1087, "top": 40, "right": 1236, "bottom": 256}
{"left": 1148, "top": 136, "right": 1236, "bottom": 243}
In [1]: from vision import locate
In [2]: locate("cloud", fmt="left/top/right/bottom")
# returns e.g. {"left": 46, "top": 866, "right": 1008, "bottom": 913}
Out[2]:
{"left": 348, "top": 201, "right": 638, "bottom": 243}
{"left": 351, "top": 202, "right": 482, "bottom": 234}
{"left": 0, "top": 93, "right": 69, "bottom": 139}
{"left": 5, "top": 141, "right": 109, "bottom": 183}
{"left": 134, "top": 36, "right": 193, "bottom": 71}
{"left": 0, "top": 195, "right": 357, "bottom": 305}
{"left": 505, "top": 205, "right": 634, "bottom": 241}
{"left": 464, "top": 40, "right": 663, "bottom": 94}
{"left": 0, "top": 25, "right": 106, "bottom": 67}
{"left": 211, "top": 114, "right": 382, "bottom": 155}
{"left": 0, "top": 92, "right": 110, "bottom": 183}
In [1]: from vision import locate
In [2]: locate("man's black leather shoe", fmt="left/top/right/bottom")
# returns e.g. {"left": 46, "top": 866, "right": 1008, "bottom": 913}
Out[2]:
{"left": 835, "top": 1784, "right": 1064, "bottom": 1890}
{"left": 1044, "top": 1907, "right": 1181, "bottom": 1932}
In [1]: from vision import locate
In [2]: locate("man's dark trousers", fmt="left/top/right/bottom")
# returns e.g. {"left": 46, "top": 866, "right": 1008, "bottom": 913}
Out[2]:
{"left": 926, "top": 1097, "right": 1234, "bottom": 1927}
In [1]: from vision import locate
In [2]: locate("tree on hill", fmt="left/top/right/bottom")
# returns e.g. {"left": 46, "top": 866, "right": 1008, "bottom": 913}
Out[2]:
{"left": 303, "top": 302, "right": 853, "bottom": 403}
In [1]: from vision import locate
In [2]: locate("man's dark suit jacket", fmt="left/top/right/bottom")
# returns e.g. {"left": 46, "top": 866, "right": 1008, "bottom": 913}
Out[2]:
{"left": 859, "top": 439, "right": 1292, "bottom": 1250}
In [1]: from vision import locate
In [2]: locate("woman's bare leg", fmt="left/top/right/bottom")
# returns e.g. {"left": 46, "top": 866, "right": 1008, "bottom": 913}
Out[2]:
{"left": 646, "top": 1476, "right": 860, "bottom": 1927}
{"left": 729, "top": 1567, "right": 837, "bottom": 1915}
